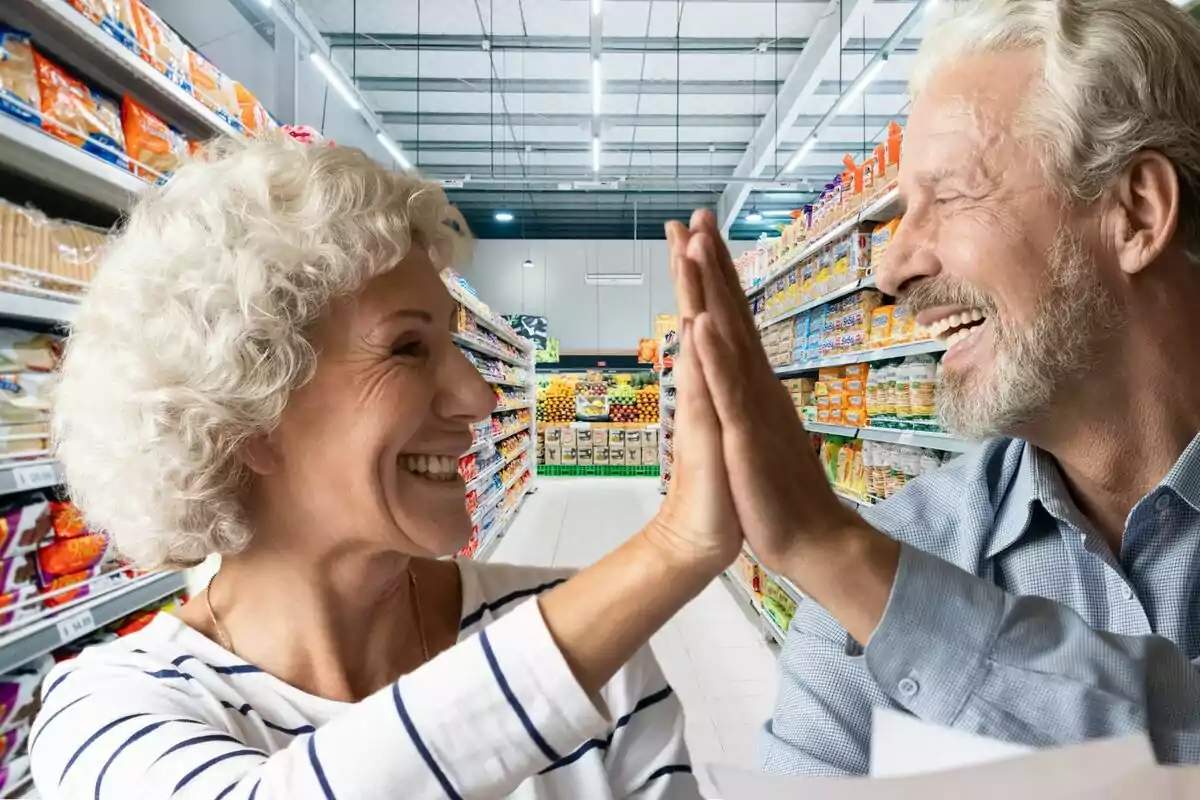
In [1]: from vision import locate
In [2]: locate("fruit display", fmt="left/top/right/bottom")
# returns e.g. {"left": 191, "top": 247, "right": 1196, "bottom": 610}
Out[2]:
{"left": 608, "top": 382, "right": 638, "bottom": 422}
{"left": 538, "top": 376, "right": 577, "bottom": 423}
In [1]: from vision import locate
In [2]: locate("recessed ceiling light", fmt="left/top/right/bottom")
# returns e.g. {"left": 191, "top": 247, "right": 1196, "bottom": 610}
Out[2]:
{"left": 494, "top": 211, "right": 515, "bottom": 222}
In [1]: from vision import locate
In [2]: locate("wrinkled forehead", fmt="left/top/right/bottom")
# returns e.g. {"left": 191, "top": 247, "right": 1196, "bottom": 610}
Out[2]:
{"left": 903, "top": 49, "right": 1044, "bottom": 181}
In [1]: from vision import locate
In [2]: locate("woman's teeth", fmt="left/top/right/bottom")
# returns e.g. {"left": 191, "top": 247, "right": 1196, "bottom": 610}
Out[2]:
{"left": 930, "top": 308, "right": 988, "bottom": 345}
{"left": 403, "top": 454, "right": 460, "bottom": 482}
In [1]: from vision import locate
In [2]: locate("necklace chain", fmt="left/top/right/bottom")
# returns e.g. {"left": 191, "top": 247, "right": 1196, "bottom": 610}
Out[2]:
{"left": 204, "top": 568, "right": 430, "bottom": 664}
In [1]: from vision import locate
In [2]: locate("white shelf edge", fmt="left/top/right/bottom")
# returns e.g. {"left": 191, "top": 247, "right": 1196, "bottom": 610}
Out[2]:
{"left": 773, "top": 338, "right": 947, "bottom": 376}
{"left": 0, "top": 288, "right": 80, "bottom": 325}
{"left": 803, "top": 420, "right": 970, "bottom": 453}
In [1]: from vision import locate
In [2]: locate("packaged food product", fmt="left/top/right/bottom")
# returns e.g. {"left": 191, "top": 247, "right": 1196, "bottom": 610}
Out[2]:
{"left": 119, "top": 95, "right": 187, "bottom": 181}
{"left": 0, "top": 554, "right": 34, "bottom": 595}
{"left": 34, "top": 53, "right": 129, "bottom": 171}
{"left": 189, "top": 50, "right": 239, "bottom": 127}
{"left": 68, "top": 1, "right": 138, "bottom": 49}
{"left": 131, "top": 0, "right": 192, "bottom": 91}
{"left": 0, "top": 654, "right": 53, "bottom": 730}
{"left": 891, "top": 304, "right": 916, "bottom": 343}
{"left": 0, "top": 26, "right": 40, "bottom": 127}
{"left": 0, "top": 497, "right": 50, "bottom": 559}
{"left": 41, "top": 565, "right": 120, "bottom": 608}
{"left": 871, "top": 218, "right": 902, "bottom": 267}
{"left": 36, "top": 532, "right": 110, "bottom": 584}
{"left": 0, "top": 200, "right": 106, "bottom": 289}
{"left": 818, "top": 366, "right": 842, "bottom": 383}
{"left": 908, "top": 355, "right": 939, "bottom": 419}
{"left": 870, "top": 305, "right": 895, "bottom": 346}
{"left": 0, "top": 721, "right": 28, "bottom": 763}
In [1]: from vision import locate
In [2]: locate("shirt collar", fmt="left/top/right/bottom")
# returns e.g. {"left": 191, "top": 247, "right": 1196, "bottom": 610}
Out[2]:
{"left": 1159, "top": 429, "right": 1200, "bottom": 514}
{"left": 985, "top": 440, "right": 1087, "bottom": 559}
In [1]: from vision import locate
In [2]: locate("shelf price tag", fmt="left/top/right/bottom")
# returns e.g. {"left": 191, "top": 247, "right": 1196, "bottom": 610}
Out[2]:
{"left": 11, "top": 463, "right": 59, "bottom": 491}
{"left": 56, "top": 609, "right": 96, "bottom": 644}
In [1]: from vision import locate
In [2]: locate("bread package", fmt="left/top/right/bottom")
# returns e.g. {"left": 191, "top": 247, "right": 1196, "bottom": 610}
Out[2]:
{"left": 122, "top": 95, "right": 187, "bottom": 181}
{"left": 189, "top": 50, "right": 239, "bottom": 127}
{"left": 131, "top": 0, "right": 192, "bottom": 91}
{"left": 0, "top": 26, "right": 40, "bottom": 126}
{"left": 34, "top": 52, "right": 128, "bottom": 171}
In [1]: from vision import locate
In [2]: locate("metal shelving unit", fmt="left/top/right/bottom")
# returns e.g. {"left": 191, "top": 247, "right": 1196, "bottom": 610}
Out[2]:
{"left": 3, "top": 0, "right": 240, "bottom": 141}
{"left": 773, "top": 338, "right": 947, "bottom": 377}
{"left": 0, "top": 571, "right": 187, "bottom": 674}
{"left": 453, "top": 332, "right": 525, "bottom": 367}
{"left": 805, "top": 421, "right": 972, "bottom": 454}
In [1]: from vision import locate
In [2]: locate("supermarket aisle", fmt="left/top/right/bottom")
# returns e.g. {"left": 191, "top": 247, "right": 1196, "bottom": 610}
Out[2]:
{"left": 491, "top": 478, "right": 779, "bottom": 795}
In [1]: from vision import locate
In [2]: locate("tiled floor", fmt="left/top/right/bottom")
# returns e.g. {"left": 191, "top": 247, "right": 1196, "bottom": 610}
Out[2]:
{"left": 490, "top": 477, "right": 779, "bottom": 796}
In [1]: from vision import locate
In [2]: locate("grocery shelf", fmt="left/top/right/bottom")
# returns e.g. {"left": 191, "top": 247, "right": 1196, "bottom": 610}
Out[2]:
{"left": 758, "top": 274, "right": 880, "bottom": 330}
{"left": 471, "top": 461, "right": 530, "bottom": 524}
{"left": 466, "top": 441, "right": 531, "bottom": 491}
{"left": 4, "top": 0, "right": 240, "bottom": 140}
{"left": 762, "top": 609, "right": 788, "bottom": 645}
{"left": 494, "top": 401, "right": 536, "bottom": 413}
{"left": 0, "top": 288, "right": 79, "bottom": 326}
{"left": 722, "top": 570, "right": 786, "bottom": 645}
{"left": 834, "top": 488, "right": 874, "bottom": 509}
{"left": 773, "top": 338, "right": 947, "bottom": 376}
{"left": 0, "top": 112, "right": 143, "bottom": 211}
{"left": 488, "top": 377, "right": 529, "bottom": 389}
{"left": 805, "top": 420, "right": 971, "bottom": 454}
{"left": 0, "top": 459, "right": 63, "bottom": 496}
{"left": 453, "top": 332, "right": 525, "bottom": 366}
{"left": 474, "top": 490, "right": 529, "bottom": 563}
{"left": 446, "top": 284, "right": 532, "bottom": 353}
{"left": 0, "top": 570, "right": 187, "bottom": 674}
{"left": 745, "top": 188, "right": 901, "bottom": 298}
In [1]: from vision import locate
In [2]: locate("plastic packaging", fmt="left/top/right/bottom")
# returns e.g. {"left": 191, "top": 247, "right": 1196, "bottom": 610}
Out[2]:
{"left": 189, "top": 49, "right": 239, "bottom": 127}
{"left": 131, "top": 0, "right": 192, "bottom": 91}
{"left": 34, "top": 52, "right": 129, "bottom": 171}
{"left": 35, "top": 532, "right": 110, "bottom": 584}
{"left": 121, "top": 95, "right": 187, "bottom": 181}
{"left": 235, "top": 82, "right": 272, "bottom": 136}
{"left": 0, "top": 199, "right": 105, "bottom": 290}
{"left": 0, "top": 26, "right": 40, "bottom": 126}
{"left": 908, "top": 355, "right": 939, "bottom": 419}
{"left": 67, "top": 1, "right": 137, "bottom": 50}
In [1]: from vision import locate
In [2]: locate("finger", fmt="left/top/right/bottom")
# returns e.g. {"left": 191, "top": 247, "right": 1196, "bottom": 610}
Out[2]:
{"left": 688, "top": 232, "right": 757, "bottom": 348}
{"left": 692, "top": 311, "right": 751, "bottom": 433}
{"left": 690, "top": 209, "right": 753, "bottom": 307}
{"left": 673, "top": 251, "right": 707, "bottom": 323}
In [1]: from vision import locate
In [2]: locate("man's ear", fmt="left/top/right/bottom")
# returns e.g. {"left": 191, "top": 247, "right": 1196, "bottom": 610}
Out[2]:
{"left": 240, "top": 433, "right": 281, "bottom": 476}
{"left": 1110, "top": 150, "right": 1180, "bottom": 276}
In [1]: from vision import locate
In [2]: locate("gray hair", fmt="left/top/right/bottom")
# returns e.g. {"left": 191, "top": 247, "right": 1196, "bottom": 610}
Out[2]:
{"left": 53, "top": 134, "right": 469, "bottom": 569}
{"left": 913, "top": 0, "right": 1200, "bottom": 258}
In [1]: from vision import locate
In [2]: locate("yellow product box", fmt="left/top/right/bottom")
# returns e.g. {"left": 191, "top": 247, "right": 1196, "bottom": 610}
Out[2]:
{"left": 818, "top": 366, "right": 843, "bottom": 383}
{"left": 892, "top": 305, "right": 916, "bottom": 343}
{"left": 800, "top": 260, "right": 816, "bottom": 303}
{"left": 871, "top": 218, "right": 902, "bottom": 267}
{"left": 829, "top": 379, "right": 846, "bottom": 395}
{"left": 845, "top": 378, "right": 867, "bottom": 397}
{"left": 815, "top": 248, "right": 833, "bottom": 298}
{"left": 844, "top": 362, "right": 867, "bottom": 380}
{"left": 785, "top": 268, "right": 799, "bottom": 310}
{"left": 829, "top": 392, "right": 846, "bottom": 409}
{"left": 846, "top": 393, "right": 866, "bottom": 411}
{"left": 830, "top": 407, "right": 844, "bottom": 425}
{"left": 814, "top": 381, "right": 829, "bottom": 397}
{"left": 870, "top": 305, "right": 895, "bottom": 345}
{"left": 817, "top": 407, "right": 831, "bottom": 423}
{"left": 816, "top": 394, "right": 831, "bottom": 410}
{"left": 845, "top": 408, "right": 868, "bottom": 427}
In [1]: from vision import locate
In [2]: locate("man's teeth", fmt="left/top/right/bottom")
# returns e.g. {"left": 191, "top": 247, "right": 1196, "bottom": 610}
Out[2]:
{"left": 930, "top": 308, "right": 987, "bottom": 339}
{"left": 403, "top": 454, "right": 460, "bottom": 481}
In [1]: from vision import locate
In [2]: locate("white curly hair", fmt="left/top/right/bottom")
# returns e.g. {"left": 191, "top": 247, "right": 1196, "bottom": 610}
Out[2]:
{"left": 52, "top": 133, "right": 469, "bottom": 569}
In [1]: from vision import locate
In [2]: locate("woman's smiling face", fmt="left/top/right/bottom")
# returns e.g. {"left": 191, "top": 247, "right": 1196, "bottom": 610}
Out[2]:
{"left": 244, "top": 246, "right": 497, "bottom": 559}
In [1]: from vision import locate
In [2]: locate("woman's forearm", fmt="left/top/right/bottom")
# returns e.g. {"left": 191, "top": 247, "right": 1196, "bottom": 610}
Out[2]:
{"left": 539, "top": 526, "right": 724, "bottom": 704}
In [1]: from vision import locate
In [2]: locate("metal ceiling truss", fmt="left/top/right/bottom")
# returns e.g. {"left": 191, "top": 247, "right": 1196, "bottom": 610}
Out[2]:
{"left": 380, "top": 112, "right": 905, "bottom": 129}
{"left": 356, "top": 76, "right": 911, "bottom": 95}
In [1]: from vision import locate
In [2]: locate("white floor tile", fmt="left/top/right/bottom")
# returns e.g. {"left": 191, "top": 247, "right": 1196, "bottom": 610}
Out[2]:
{"left": 487, "top": 477, "right": 778, "bottom": 795}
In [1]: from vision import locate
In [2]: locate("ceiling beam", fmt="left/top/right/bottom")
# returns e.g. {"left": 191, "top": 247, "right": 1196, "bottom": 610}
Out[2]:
{"left": 715, "top": 0, "right": 875, "bottom": 236}
{"left": 326, "top": 33, "right": 920, "bottom": 55}
{"left": 382, "top": 111, "right": 904, "bottom": 129}
{"left": 355, "top": 76, "right": 910, "bottom": 95}
{"left": 406, "top": 139, "right": 876, "bottom": 153}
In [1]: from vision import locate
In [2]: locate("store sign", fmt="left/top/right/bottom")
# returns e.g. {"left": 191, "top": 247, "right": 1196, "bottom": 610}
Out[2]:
{"left": 503, "top": 315, "right": 548, "bottom": 349}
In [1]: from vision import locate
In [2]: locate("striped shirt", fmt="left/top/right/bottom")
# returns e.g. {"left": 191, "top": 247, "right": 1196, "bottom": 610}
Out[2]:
{"left": 30, "top": 560, "right": 698, "bottom": 799}
{"left": 765, "top": 434, "right": 1200, "bottom": 775}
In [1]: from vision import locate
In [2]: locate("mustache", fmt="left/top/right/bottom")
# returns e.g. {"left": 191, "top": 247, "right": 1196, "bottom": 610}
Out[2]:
{"left": 898, "top": 278, "right": 997, "bottom": 316}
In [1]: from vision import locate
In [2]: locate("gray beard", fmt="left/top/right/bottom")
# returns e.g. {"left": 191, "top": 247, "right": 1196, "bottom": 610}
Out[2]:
{"left": 910, "top": 231, "right": 1124, "bottom": 441}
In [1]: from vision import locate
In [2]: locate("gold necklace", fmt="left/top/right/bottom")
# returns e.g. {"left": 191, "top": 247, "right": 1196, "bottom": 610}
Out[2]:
{"left": 204, "top": 568, "right": 430, "bottom": 663}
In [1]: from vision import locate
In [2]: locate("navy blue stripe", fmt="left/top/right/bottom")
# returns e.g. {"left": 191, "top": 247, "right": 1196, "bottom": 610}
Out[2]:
{"left": 392, "top": 683, "right": 462, "bottom": 800}
{"left": 94, "top": 719, "right": 202, "bottom": 800}
{"left": 171, "top": 655, "right": 263, "bottom": 675}
{"left": 172, "top": 750, "right": 262, "bottom": 794}
{"left": 479, "top": 629, "right": 560, "bottom": 761}
{"left": 248, "top": 779, "right": 260, "bottom": 800}
{"left": 541, "top": 686, "right": 676, "bottom": 775}
{"left": 213, "top": 780, "right": 240, "bottom": 800}
{"left": 60, "top": 714, "right": 148, "bottom": 785}
{"left": 640, "top": 764, "right": 692, "bottom": 788}
{"left": 42, "top": 671, "right": 71, "bottom": 704}
{"left": 154, "top": 733, "right": 251, "bottom": 765}
{"left": 31, "top": 694, "right": 88, "bottom": 751}
{"left": 307, "top": 735, "right": 336, "bottom": 800}
{"left": 459, "top": 578, "right": 567, "bottom": 630}
{"left": 144, "top": 669, "right": 194, "bottom": 681}
{"left": 539, "top": 738, "right": 608, "bottom": 774}
{"left": 220, "top": 701, "right": 316, "bottom": 736}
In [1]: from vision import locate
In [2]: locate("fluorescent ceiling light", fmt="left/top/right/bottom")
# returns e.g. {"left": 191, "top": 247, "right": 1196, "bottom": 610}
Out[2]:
{"left": 762, "top": 210, "right": 795, "bottom": 218}
{"left": 592, "top": 0, "right": 602, "bottom": 14}
{"left": 592, "top": 137, "right": 601, "bottom": 172}
{"left": 310, "top": 52, "right": 361, "bottom": 111}
{"left": 592, "top": 59, "right": 603, "bottom": 117}
{"left": 585, "top": 273, "right": 643, "bottom": 286}
{"left": 255, "top": 0, "right": 272, "bottom": 7}
{"left": 494, "top": 211, "right": 515, "bottom": 222}
{"left": 836, "top": 57, "right": 888, "bottom": 114}
{"left": 785, "top": 135, "right": 820, "bottom": 173}
{"left": 745, "top": 208, "right": 763, "bottom": 223}
{"left": 375, "top": 132, "right": 411, "bottom": 170}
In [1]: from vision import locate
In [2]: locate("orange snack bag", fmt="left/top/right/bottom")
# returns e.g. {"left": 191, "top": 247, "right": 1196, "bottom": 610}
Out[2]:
{"left": 36, "top": 532, "right": 109, "bottom": 581}
{"left": 235, "top": 83, "right": 272, "bottom": 136}
{"left": 189, "top": 50, "right": 239, "bottom": 127}
{"left": 68, "top": 1, "right": 138, "bottom": 50}
{"left": 121, "top": 95, "right": 187, "bottom": 181}
{"left": 34, "top": 52, "right": 128, "bottom": 171}
{"left": 131, "top": 0, "right": 192, "bottom": 92}
{"left": 41, "top": 569, "right": 93, "bottom": 608}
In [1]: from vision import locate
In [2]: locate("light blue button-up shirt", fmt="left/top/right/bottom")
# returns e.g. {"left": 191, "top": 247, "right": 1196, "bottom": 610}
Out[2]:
{"left": 763, "top": 435, "right": 1200, "bottom": 775}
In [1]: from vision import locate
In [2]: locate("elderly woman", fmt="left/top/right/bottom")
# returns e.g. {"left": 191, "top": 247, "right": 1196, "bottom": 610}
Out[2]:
{"left": 30, "top": 134, "right": 740, "bottom": 799}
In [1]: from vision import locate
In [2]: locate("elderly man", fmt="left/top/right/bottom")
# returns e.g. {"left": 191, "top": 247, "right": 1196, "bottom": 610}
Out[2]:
{"left": 666, "top": 0, "right": 1200, "bottom": 777}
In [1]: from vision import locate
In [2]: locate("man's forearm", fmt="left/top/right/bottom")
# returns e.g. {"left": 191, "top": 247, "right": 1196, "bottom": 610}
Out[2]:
{"left": 778, "top": 519, "right": 901, "bottom": 646}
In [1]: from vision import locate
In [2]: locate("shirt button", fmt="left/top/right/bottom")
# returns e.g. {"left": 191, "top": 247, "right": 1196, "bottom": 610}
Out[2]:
{"left": 1155, "top": 494, "right": 1172, "bottom": 512}
{"left": 898, "top": 677, "right": 920, "bottom": 698}
{"left": 1126, "top": 586, "right": 1136, "bottom": 600}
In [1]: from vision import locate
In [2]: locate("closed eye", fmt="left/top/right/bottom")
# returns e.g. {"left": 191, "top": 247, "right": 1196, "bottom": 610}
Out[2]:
{"left": 392, "top": 337, "right": 427, "bottom": 359}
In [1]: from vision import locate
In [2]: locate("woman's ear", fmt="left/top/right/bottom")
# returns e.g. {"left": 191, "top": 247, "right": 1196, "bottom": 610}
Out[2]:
{"left": 240, "top": 433, "right": 281, "bottom": 476}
